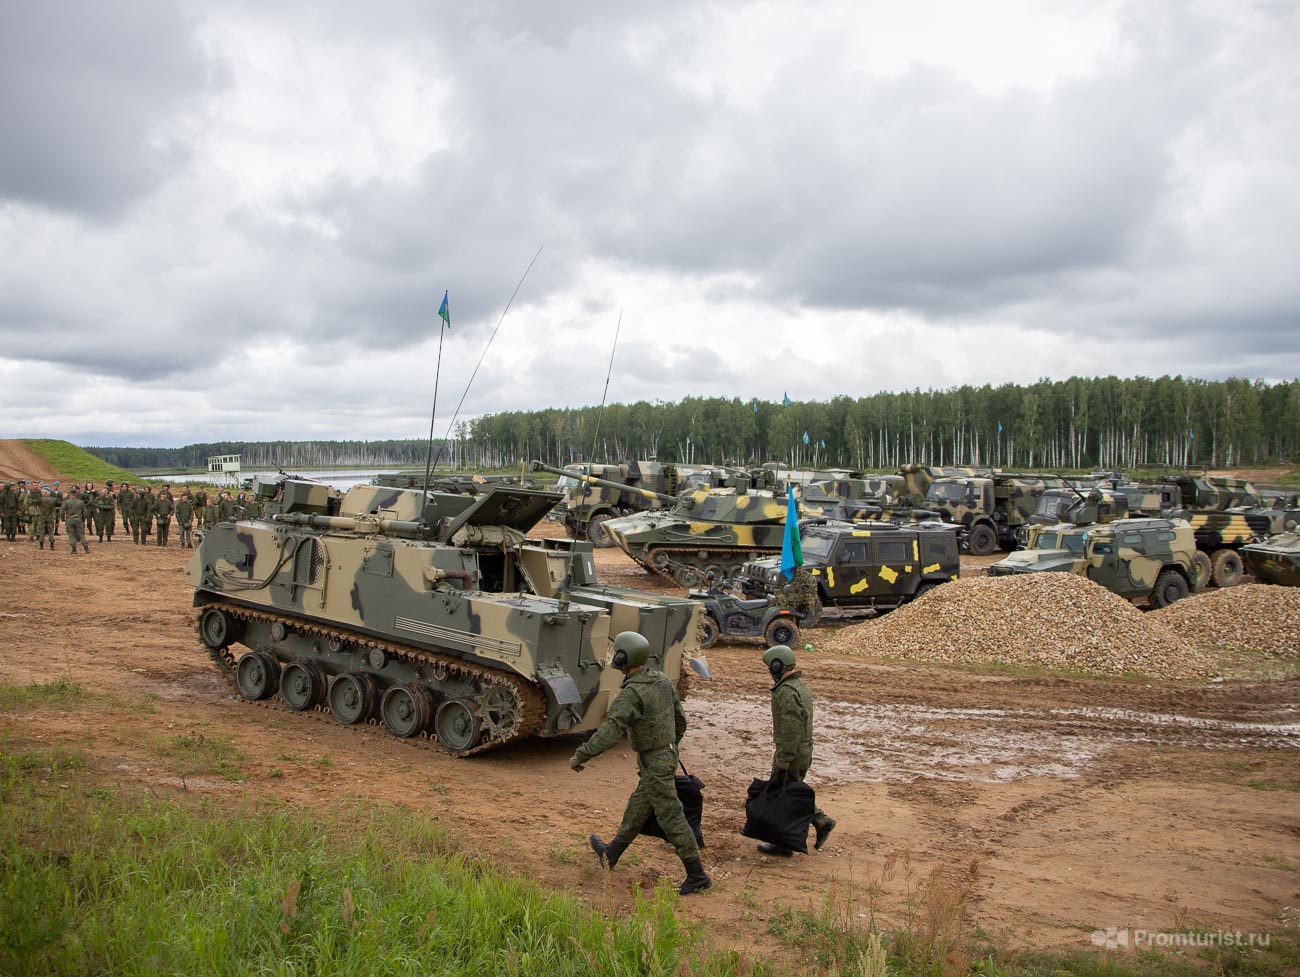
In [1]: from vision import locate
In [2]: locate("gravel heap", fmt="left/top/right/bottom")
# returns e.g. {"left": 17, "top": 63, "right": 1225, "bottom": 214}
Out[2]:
{"left": 1154, "top": 584, "right": 1300, "bottom": 658}
{"left": 817, "top": 572, "right": 1214, "bottom": 679}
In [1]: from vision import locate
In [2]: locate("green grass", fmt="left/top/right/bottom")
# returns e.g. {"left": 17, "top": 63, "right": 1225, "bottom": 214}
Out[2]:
{"left": 0, "top": 740, "right": 759, "bottom": 977}
{"left": 21, "top": 439, "right": 138, "bottom": 484}
{"left": 156, "top": 729, "right": 247, "bottom": 781}
{"left": 0, "top": 678, "right": 87, "bottom": 710}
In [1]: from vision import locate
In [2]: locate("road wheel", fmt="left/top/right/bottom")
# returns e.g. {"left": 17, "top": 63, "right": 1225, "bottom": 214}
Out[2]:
{"left": 967, "top": 524, "right": 997, "bottom": 556}
{"left": 586, "top": 513, "right": 614, "bottom": 548}
{"left": 1150, "top": 569, "right": 1190, "bottom": 609}
{"left": 199, "top": 607, "right": 243, "bottom": 649}
{"left": 381, "top": 684, "right": 434, "bottom": 738}
{"left": 280, "top": 659, "right": 326, "bottom": 712}
{"left": 435, "top": 699, "right": 481, "bottom": 754}
{"left": 764, "top": 617, "right": 800, "bottom": 648}
{"left": 674, "top": 565, "right": 705, "bottom": 588}
{"left": 1190, "top": 551, "right": 1212, "bottom": 591}
{"left": 1211, "top": 549, "right": 1243, "bottom": 588}
{"left": 328, "top": 672, "right": 378, "bottom": 726}
{"left": 699, "top": 613, "right": 721, "bottom": 649}
{"left": 234, "top": 650, "right": 280, "bottom": 701}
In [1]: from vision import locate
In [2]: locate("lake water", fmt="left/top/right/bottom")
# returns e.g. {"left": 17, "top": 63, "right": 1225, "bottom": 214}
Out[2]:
{"left": 143, "top": 469, "right": 403, "bottom": 491}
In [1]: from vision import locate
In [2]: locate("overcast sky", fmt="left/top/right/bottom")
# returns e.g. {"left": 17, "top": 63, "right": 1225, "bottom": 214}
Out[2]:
{"left": 1, "top": 0, "right": 1297, "bottom": 448}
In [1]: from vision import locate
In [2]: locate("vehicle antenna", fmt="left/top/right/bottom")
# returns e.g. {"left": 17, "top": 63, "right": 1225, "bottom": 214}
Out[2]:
{"left": 431, "top": 245, "right": 544, "bottom": 473}
{"left": 419, "top": 295, "right": 452, "bottom": 509}
{"left": 589, "top": 308, "right": 622, "bottom": 460}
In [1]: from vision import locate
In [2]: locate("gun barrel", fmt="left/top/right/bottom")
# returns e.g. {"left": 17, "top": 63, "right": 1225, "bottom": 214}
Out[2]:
{"left": 273, "top": 512, "right": 426, "bottom": 537}
{"left": 528, "top": 460, "right": 678, "bottom": 506}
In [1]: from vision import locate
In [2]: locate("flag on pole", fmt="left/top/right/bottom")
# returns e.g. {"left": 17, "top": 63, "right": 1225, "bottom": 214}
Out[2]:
{"left": 802, "top": 431, "right": 810, "bottom": 445}
{"left": 438, "top": 291, "right": 451, "bottom": 328}
{"left": 819, "top": 438, "right": 825, "bottom": 449}
{"left": 783, "top": 392, "right": 791, "bottom": 407}
{"left": 752, "top": 397, "right": 759, "bottom": 413}
{"left": 997, "top": 421, "right": 1003, "bottom": 434}
{"left": 780, "top": 485, "right": 803, "bottom": 582}
{"left": 1189, "top": 428, "right": 1194, "bottom": 441}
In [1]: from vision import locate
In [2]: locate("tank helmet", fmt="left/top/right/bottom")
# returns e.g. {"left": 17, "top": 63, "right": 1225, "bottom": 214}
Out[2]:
{"left": 763, "top": 644, "right": 797, "bottom": 681}
{"left": 610, "top": 631, "right": 650, "bottom": 672}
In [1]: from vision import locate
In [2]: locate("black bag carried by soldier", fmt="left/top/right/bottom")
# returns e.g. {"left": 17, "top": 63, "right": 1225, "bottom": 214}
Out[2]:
{"left": 741, "top": 776, "right": 816, "bottom": 854}
{"left": 641, "top": 761, "right": 705, "bottom": 848}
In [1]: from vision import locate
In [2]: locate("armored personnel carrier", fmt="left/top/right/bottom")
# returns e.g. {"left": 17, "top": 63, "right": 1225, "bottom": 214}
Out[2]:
{"left": 186, "top": 477, "right": 707, "bottom": 756}
{"left": 531, "top": 461, "right": 912, "bottom": 587}
{"left": 1241, "top": 531, "right": 1300, "bottom": 586}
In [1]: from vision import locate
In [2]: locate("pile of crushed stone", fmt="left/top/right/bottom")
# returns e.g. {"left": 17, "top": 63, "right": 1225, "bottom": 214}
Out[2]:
{"left": 1154, "top": 583, "right": 1300, "bottom": 658}
{"left": 815, "top": 572, "right": 1214, "bottom": 679}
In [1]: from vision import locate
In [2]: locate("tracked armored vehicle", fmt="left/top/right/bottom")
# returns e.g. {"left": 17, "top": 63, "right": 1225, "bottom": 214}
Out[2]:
{"left": 1241, "top": 531, "right": 1300, "bottom": 586}
{"left": 531, "top": 461, "right": 910, "bottom": 587}
{"left": 186, "top": 477, "right": 707, "bottom": 756}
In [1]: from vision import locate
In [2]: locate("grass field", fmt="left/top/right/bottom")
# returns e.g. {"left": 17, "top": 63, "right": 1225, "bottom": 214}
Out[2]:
{"left": 22, "top": 439, "right": 139, "bottom": 484}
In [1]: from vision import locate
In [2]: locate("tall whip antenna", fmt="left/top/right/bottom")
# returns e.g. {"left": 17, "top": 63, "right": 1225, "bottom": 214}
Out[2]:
{"left": 420, "top": 291, "right": 452, "bottom": 508}
{"left": 589, "top": 309, "right": 622, "bottom": 460}
{"left": 432, "top": 244, "right": 544, "bottom": 470}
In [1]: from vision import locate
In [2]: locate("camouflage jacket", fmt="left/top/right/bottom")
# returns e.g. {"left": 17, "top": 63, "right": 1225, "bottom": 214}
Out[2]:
{"left": 575, "top": 666, "right": 686, "bottom": 761}
{"left": 60, "top": 496, "right": 88, "bottom": 522}
{"left": 154, "top": 495, "right": 175, "bottom": 518}
{"left": 117, "top": 487, "right": 134, "bottom": 513}
{"left": 38, "top": 495, "right": 58, "bottom": 519}
{"left": 0, "top": 488, "right": 17, "bottom": 513}
{"left": 132, "top": 492, "right": 153, "bottom": 518}
{"left": 95, "top": 492, "right": 116, "bottom": 512}
{"left": 174, "top": 499, "right": 195, "bottom": 524}
{"left": 771, "top": 670, "right": 814, "bottom": 771}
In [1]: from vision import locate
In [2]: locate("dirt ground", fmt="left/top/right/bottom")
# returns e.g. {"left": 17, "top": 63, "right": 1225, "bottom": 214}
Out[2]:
{"left": 2, "top": 522, "right": 1297, "bottom": 968}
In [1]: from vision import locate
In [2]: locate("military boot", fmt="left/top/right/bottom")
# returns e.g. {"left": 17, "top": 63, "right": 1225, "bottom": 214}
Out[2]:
{"left": 678, "top": 857, "right": 712, "bottom": 895}
{"left": 589, "top": 834, "right": 627, "bottom": 870}
{"left": 814, "top": 817, "right": 837, "bottom": 851}
{"left": 756, "top": 843, "right": 794, "bottom": 857}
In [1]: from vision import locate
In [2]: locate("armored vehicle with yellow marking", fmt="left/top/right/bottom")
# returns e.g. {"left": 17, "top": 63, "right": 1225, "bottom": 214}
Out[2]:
{"left": 531, "top": 461, "right": 909, "bottom": 587}
{"left": 987, "top": 516, "right": 1197, "bottom": 608}
{"left": 736, "top": 520, "right": 960, "bottom": 616}
{"left": 186, "top": 477, "right": 707, "bottom": 756}
{"left": 924, "top": 472, "right": 1072, "bottom": 556}
{"left": 545, "top": 460, "right": 723, "bottom": 547}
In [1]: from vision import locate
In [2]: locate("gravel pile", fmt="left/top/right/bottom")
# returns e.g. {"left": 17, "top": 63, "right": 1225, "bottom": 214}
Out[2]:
{"left": 1154, "top": 584, "right": 1300, "bottom": 658}
{"left": 817, "top": 573, "right": 1214, "bottom": 679}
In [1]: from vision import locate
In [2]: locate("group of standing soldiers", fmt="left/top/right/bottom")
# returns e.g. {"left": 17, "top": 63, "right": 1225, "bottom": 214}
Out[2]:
{"left": 0, "top": 478, "right": 258, "bottom": 553}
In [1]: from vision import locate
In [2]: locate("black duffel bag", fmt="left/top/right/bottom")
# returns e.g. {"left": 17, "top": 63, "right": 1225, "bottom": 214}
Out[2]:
{"left": 641, "top": 760, "right": 705, "bottom": 848}
{"left": 740, "top": 775, "right": 816, "bottom": 854}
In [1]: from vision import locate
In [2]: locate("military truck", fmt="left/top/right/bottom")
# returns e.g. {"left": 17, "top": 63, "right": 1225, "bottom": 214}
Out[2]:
{"left": 1169, "top": 506, "right": 1300, "bottom": 588}
{"left": 897, "top": 465, "right": 987, "bottom": 505}
{"left": 187, "top": 477, "right": 708, "bottom": 756}
{"left": 923, "top": 472, "right": 1070, "bottom": 555}
{"left": 987, "top": 517, "right": 1197, "bottom": 608}
{"left": 737, "top": 520, "right": 961, "bottom": 616}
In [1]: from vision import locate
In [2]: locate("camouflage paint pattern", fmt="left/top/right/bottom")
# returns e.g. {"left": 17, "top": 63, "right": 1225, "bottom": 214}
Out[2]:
{"left": 1167, "top": 506, "right": 1300, "bottom": 554}
{"left": 1240, "top": 531, "right": 1300, "bottom": 587}
{"left": 988, "top": 517, "right": 1196, "bottom": 604}
{"left": 925, "top": 474, "right": 1071, "bottom": 553}
{"left": 187, "top": 479, "right": 703, "bottom": 753}
{"left": 1169, "top": 475, "right": 1262, "bottom": 511}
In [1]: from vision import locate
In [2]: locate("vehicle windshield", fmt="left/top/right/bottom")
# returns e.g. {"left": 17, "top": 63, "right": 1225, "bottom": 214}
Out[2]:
{"left": 556, "top": 475, "right": 579, "bottom": 492}
{"left": 1035, "top": 495, "right": 1070, "bottom": 520}
{"left": 926, "top": 482, "right": 967, "bottom": 502}
{"left": 1034, "top": 531, "right": 1085, "bottom": 554}
{"left": 799, "top": 534, "right": 836, "bottom": 562}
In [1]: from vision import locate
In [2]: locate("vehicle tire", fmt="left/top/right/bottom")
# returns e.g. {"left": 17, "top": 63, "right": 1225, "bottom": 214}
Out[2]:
{"left": 912, "top": 582, "right": 939, "bottom": 602}
{"left": 1150, "top": 569, "right": 1190, "bottom": 609}
{"left": 328, "top": 672, "right": 378, "bottom": 726}
{"left": 199, "top": 607, "right": 244, "bottom": 649}
{"left": 280, "top": 659, "right": 327, "bottom": 712}
{"left": 967, "top": 524, "right": 997, "bottom": 556}
{"left": 435, "top": 698, "right": 481, "bottom": 753}
{"left": 235, "top": 650, "right": 280, "bottom": 701}
{"left": 699, "top": 612, "right": 721, "bottom": 650}
{"left": 586, "top": 513, "right": 614, "bottom": 548}
{"left": 1190, "top": 551, "right": 1212, "bottom": 591}
{"left": 674, "top": 565, "right": 705, "bottom": 588}
{"left": 1210, "top": 549, "right": 1243, "bottom": 588}
{"left": 381, "top": 684, "right": 434, "bottom": 739}
{"left": 800, "top": 598, "right": 824, "bottom": 628}
{"left": 764, "top": 617, "right": 800, "bottom": 648}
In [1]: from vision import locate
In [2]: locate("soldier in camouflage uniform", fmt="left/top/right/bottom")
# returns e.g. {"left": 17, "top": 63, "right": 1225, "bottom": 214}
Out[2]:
{"left": 756, "top": 645, "right": 835, "bottom": 857}
{"left": 154, "top": 488, "right": 175, "bottom": 546}
{"left": 50, "top": 482, "right": 62, "bottom": 535}
{"left": 60, "top": 485, "right": 91, "bottom": 554}
{"left": 133, "top": 486, "right": 154, "bottom": 544}
{"left": 0, "top": 482, "right": 20, "bottom": 540}
{"left": 571, "top": 631, "right": 712, "bottom": 895}
{"left": 96, "top": 480, "right": 117, "bottom": 541}
{"left": 192, "top": 488, "right": 207, "bottom": 532}
{"left": 117, "top": 481, "right": 136, "bottom": 542}
{"left": 24, "top": 483, "right": 43, "bottom": 540}
{"left": 174, "top": 490, "right": 195, "bottom": 548}
{"left": 35, "top": 488, "right": 58, "bottom": 549}
{"left": 203, "top": 494, "right": 220, "bottom": 531}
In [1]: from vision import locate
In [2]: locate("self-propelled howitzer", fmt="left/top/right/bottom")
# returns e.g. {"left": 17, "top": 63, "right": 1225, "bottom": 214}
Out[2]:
{"left": 186, "top": 478, "right": 707, "bottom": 756}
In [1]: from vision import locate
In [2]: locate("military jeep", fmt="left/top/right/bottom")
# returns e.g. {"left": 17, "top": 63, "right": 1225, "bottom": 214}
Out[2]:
{"left": 737, "top": 520, "right": 960, "bottom": 616}
{"left": 987, "top": 517, "right": 1196, "bottom": 608}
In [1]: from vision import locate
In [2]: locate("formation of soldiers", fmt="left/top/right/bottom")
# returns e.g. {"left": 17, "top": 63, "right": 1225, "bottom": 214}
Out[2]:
{"left": 0, "top": 478, "right": 263, "bottom": 553}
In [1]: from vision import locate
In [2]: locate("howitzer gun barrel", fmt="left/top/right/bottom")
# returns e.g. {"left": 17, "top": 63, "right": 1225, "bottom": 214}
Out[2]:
{"left": 272, "top": 512, "right": 428, "bottom": 537}
{"left": 528, "top": 460, "right": 678, "bottom": 506}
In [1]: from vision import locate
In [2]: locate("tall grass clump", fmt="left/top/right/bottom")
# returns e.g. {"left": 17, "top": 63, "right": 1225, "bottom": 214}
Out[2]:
{"left": 0, "top": 743, "right": 761, "bottom": 977}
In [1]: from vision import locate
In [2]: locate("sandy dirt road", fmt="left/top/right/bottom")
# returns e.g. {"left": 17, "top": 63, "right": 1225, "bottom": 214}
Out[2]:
{"left": 0, "top": 439, "right": 63, "bottom": 482}
{"left": 1, "top": 519, "right": 1297, "bottom": 968}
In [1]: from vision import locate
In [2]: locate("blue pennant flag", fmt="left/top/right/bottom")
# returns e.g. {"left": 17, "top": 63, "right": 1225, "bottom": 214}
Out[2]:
{"left": 782, "top": 392, "right": 791, "bottom": 407}
{"left": 1189, "top": 428, "right": 1194, "bottom": 441}
{"left": 438, "top": 291, "right": 451, "bottom": 328}
{"left": 780, "top": 485, "right": 803, "bottom": 582}
{"left": 997, "top": 421, "right": 1003, "bottom": 434}
{"left": 752, "top": 397, "right": 759, "bottom": 414}
{"left": 819, "top": 438, "right": 825, "bottom": 449}
{"left": 802, "top": 431, "right": 810, "bottom": 445}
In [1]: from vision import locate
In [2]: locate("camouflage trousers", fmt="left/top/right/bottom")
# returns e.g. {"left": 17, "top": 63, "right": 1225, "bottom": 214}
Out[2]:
{"left": 137, "top": 516, "right": 152, "bottom": 543}
{"left": 155, "top": 516, "right": 170, "bottom": 546}
{"left": 1, "top": 512, "right": 17, "bottom": 539}
{"left": 120, "top": 509, "right": 134, "bottom": 540}
{"left": 177, "top": 520, "right": 193, "bottom": 548}
{"left": 94, "top": 509, "right": 115, "bottom": 540}
{"left": 614, "top": 745, "right": 699, "bottom": 860}
{"left": 33, "top": 515, "right": 55, "bottom": 546}
{"left": 773, "top": 752, "right": 831, "bottom": 831}
{"left": 64, "top": 516, "right": 89, "bottom": 553}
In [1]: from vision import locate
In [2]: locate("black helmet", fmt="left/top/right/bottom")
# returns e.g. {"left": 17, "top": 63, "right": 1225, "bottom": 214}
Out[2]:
{"left": 610, "top": 631, "right": 650, "bottom": 671}
{"left": 762, "top": 644, "right": 797, "bottom": 681}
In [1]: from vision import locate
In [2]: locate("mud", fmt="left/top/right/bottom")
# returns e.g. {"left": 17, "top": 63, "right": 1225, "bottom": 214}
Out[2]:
{"left": 1, "top": 511, "right": 1297, "bottom": 967}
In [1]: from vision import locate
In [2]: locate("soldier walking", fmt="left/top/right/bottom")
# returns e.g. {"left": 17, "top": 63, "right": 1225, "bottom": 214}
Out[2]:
{"left": 154, "top": 487, "right": 175, "bottom": 546}
{"left": 570, "top": 631, "right": 712, "bottom": 895}
{"left": 754, "top": 645, "right": 836, "bottom": 857}
{"left": 60, "top": 486, "right": 91, "bottom": 555}
{"left": 117, "top": 481, "right": 136, "bottom": 542}
{"left": 174, "top": 490, "right": 195, "bottom": 548}
{"left": 35, "top": 488, "right": 57, "bottom": 549}
{"left": 97, "top": 480, "right": 117, "bottom": 541}
{"left": 24, "top": 482, "right": 43, "bottom": 540}
{"left": 50, "top": 482, "right": 62, "bottom": 535}
{"left": 133, "top": 486, "right": 154, "bottom": 544}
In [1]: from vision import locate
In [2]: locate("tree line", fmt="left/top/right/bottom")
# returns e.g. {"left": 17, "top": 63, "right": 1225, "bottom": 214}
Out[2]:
{"left": 89, "top": 375, "right": 1300, "bottom": 473}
